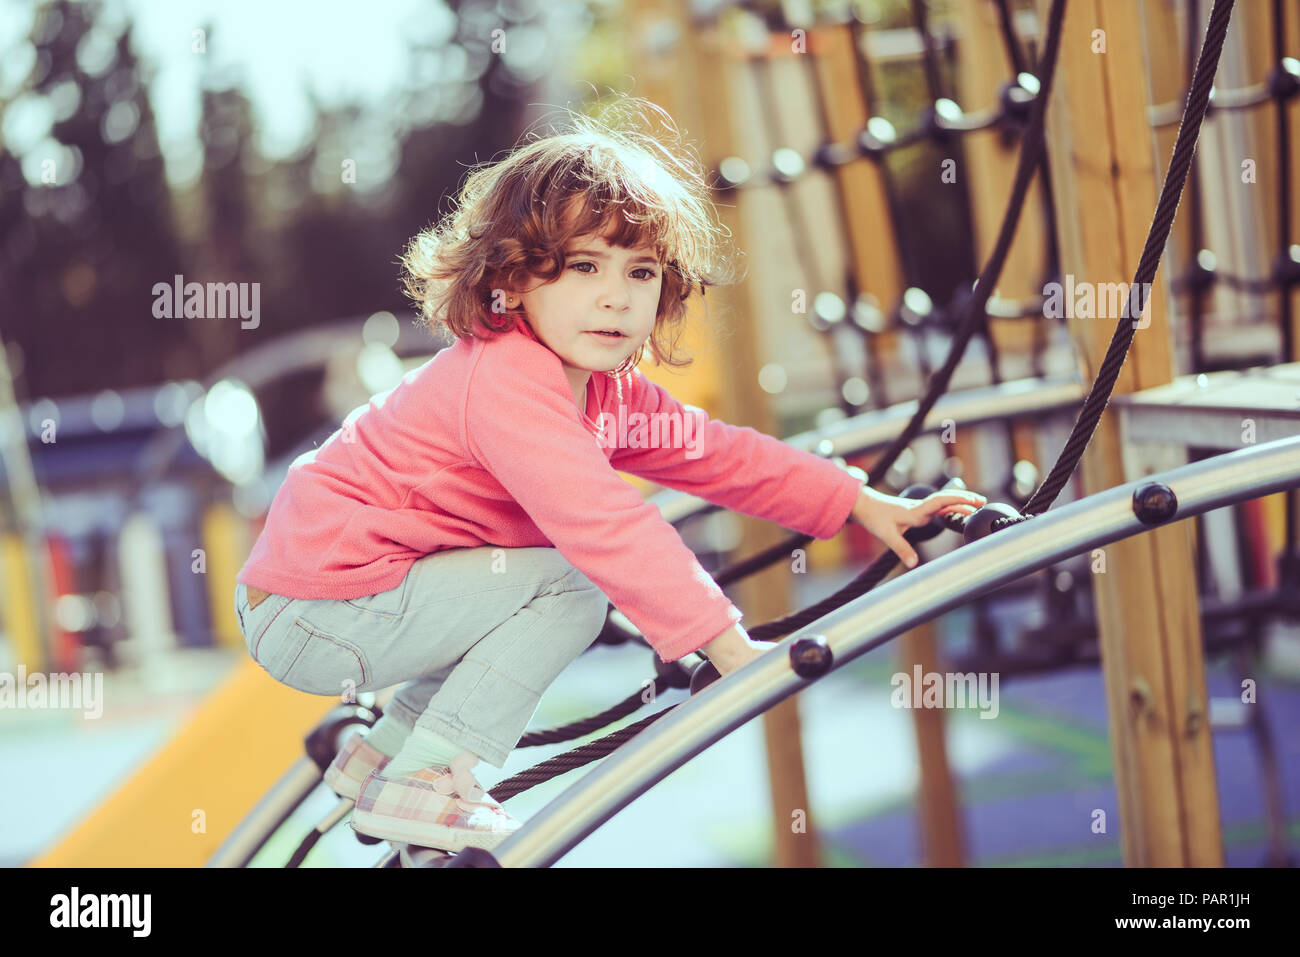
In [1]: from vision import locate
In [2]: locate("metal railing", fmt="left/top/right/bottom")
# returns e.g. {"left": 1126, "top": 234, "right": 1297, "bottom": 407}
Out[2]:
{"left": 489, "top": 433, "right": 1300, "bottom": 867}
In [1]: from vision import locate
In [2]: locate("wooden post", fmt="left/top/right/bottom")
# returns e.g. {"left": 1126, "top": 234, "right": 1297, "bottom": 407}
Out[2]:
{"left": 901, "top": 623, "right": 966, "bottom": 866}
{"left": 628, "top": 0, "right": 820, "bottom": 867}
{"left": 1038, "top": 0, "right": 1223, "bottom": 866}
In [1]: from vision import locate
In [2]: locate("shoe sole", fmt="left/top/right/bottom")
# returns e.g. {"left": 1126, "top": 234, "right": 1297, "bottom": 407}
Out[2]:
{"left": 349, "top": 815, "right": 517, "bottom": 853}
{"left": 393, "top": 842, "right": 452, "bottom": 867}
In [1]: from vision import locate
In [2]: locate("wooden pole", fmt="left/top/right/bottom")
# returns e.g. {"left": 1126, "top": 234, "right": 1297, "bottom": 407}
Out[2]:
{"left": 1038, "top": 0, "right": 1223, "bottom": 866}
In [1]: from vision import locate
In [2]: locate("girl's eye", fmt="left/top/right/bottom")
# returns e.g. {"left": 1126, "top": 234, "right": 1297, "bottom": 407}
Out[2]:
{"left": 568, "top": 261, "right": 659, "bottom": 280}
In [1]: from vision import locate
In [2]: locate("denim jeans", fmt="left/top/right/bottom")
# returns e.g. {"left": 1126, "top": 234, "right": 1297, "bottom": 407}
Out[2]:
{"left": 233, "top": 545, "right": 609, "bottom": 768}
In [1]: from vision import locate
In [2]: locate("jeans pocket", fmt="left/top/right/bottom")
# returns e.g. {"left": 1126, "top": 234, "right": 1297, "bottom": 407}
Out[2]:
{"left": 261, "top": 618, "right": 370, "bottom": 697}
{"left": 342, "top": 566, "right": 412, "bottom": 619}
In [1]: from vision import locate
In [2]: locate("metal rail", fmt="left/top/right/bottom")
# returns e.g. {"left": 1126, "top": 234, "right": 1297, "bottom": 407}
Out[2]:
{"left": 490, "top": 433, "right": 1300, "bottom": 867}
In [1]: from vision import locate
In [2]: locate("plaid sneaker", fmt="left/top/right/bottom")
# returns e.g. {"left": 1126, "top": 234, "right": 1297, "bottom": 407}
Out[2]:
{"left": 350, "top": 753, "right": 522, "bottom": 852}
{"left": 323, "top": 732, "right": 392, "bottom": 801}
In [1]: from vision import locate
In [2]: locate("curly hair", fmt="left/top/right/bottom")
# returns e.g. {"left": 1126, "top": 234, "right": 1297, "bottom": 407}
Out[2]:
{"left": 397, "top": 96, "right": 742, "bottom": 370}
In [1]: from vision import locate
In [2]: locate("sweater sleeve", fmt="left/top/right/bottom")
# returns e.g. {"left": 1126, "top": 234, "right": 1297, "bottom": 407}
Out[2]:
{"left": 464, "top": 355, "right": 743, "bottom": 663}
{"left": 607, "top": 372, "right": 865, "bottom": 540}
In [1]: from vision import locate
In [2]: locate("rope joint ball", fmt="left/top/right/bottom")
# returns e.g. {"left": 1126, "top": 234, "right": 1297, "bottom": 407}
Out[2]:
{"left": 689, "top": 659, "right": 721, "bottom": 696}
{"left": 654, "top": 654, "right": 694, "bottom": 691}
{"left": 962, "top": 502, "right": 1025, "bottom": 544}
{"left": 998, "top": 75, "right": 1038, "bottom": 124}
{"left": 789, "top": 634, "right": 833, "bottom": 679}
{"left": 1132, "top": 482, "right": 1179, "bottom": 526}
{"left": 1267, "top": 57, "right": 1300, "bottom": 100}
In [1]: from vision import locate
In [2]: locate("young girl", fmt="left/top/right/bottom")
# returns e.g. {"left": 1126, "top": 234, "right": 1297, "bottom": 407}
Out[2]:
{"left": 232, "top": 98, "right": 986, "bottom": 853}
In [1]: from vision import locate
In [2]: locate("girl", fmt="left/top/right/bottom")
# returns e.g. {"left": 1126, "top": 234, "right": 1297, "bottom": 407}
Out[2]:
{"left": 232, "top": 98, "right": 986, "bottom": 854}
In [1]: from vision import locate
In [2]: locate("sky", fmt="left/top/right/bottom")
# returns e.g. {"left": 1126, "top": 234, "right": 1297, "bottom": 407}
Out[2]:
{"left": 1, "top": 0, "right": 559, "bottom": 187}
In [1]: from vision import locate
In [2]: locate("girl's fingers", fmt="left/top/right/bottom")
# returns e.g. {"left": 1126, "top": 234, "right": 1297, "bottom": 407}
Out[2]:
{"left": 888, "top": 533, "right": 919, "bottom": 568}
{"left": 908, "top": 494, "right": 987, "bottom": 525}
{"left": 942, "top": 494, "right": 986, "bottom": 506}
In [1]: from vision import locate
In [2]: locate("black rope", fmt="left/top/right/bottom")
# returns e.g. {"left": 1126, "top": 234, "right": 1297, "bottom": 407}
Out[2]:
{"left": 1010, "top": 0, "right": 1236, "bottom": 525}
{"left": 490, "top": 711, "right": 668, "bottom": 802}
{"left": 1186, "top": 0, "right": 1209, "bottom": 374}
{"left": 516, "top": 676, "right": 669, "bottom": 746}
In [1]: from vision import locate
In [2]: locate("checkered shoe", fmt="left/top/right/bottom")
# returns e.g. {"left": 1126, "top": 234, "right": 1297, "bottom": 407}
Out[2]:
{"left": 350, "top": 753, "right": 522, "bottom": 852}
{"left": 323, "top": 732, "right": 392, "bottom": 801}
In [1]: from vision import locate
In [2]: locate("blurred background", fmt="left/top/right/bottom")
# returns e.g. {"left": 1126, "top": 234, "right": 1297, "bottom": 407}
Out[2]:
{"left": 1, "top": 0, "right": 1297, "bottom": 868}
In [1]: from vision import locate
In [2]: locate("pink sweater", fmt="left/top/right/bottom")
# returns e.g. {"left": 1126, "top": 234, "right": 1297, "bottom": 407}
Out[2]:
{"left": 237, "top": 318, "right": 865, "bottom": 661}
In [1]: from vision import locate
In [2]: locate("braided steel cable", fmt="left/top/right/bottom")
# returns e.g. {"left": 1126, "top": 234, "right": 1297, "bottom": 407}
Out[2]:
{"left": 1009, "top": 0, "right": 1237, "bottom": 527}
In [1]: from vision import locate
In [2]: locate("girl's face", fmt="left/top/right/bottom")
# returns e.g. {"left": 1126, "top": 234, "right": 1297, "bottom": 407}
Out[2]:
{"left": 512, "top": 231, "right": 662, "bottom": 391}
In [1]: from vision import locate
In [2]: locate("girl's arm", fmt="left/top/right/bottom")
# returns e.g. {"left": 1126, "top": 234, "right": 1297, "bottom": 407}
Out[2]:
{"left": 608, "top": 372, "right": 864, "bottom": 540}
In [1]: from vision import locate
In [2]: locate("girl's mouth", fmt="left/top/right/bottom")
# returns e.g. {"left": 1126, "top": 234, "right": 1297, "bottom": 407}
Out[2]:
{"left": 588, "top": 330, "right": 626, "bottom": 339}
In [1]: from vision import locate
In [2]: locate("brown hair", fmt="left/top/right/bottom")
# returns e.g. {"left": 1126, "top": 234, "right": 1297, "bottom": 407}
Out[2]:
{"left": 397, "top": 96, "right": 742, "bottom": 370}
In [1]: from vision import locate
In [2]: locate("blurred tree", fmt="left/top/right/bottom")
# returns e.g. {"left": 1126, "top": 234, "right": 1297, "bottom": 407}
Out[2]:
{"left": 0, "top": 0, "right": 187, "bottom": 398}
{"left": 0, "top": 0, "right": 554, "bottom": 464}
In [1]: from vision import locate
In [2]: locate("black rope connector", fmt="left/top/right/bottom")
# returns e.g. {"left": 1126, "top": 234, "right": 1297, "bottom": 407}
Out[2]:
{"left": 998, "top": 75, "right": 1038, "bottom": 124}
{"left": 962, "top": 503, "right": 1024, "bottom": 544}
{"left": 654, "top": 654, "right": 694, "bottom": 690}
{"left": 771, "top": 147, "right": 806, "bottom": 184}
{"left": 921, "top": 100, "right": 958, "bottom": 143}
{"left": 857, "top": 125, "right": 893, "bottom": 159}
{"left": 789, "top": 634, "right": 833, "bottom": 678}
{"left": 1268, "top": 57, "right": 1300, "bottom": 100}
{"left": 714, "top": 156, "right": 752, "bottom": 191}
{"left": 689, "top": 660, "right": 721, "bottom": 695}
{"left": 1187, "top": 248, "right": 1218, "bottom": 293}
{"left": 898, "top": 287, "right": 933, "bottom": 328}
{"left": 812, "top": 139, "right": 851, "bottom": 172}
{"left": 1272, "top": 246, "right": 1300, "bottom": 289}
{"left": 1132, "top": 482, "right": 1179, "bottom": 526}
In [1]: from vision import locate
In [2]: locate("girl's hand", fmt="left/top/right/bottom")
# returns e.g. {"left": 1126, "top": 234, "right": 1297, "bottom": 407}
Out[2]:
{"left": 849, "top": 485, "right": 988, "bottom": 569}
{"left": 712, "top": 637, "right": 772, "bottom": 677}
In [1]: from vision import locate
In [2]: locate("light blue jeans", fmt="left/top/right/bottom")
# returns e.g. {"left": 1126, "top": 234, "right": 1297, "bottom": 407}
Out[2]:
{"left": 233, "top": 545, "right": 609, "bottom": 768}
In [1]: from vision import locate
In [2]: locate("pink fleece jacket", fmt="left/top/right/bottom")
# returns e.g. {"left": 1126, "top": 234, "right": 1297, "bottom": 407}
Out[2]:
{"left": 236, "top": 318, "right": 865, "bottom": 661}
